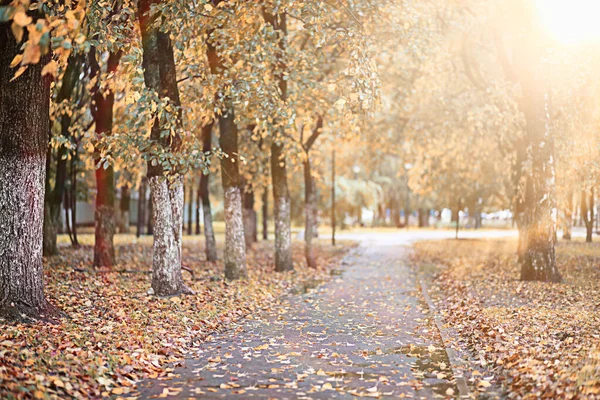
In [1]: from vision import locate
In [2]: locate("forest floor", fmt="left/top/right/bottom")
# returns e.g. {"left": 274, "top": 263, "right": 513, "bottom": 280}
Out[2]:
{"left": 0, "top": 235, "right": 351, "bottom": 399}
{"left": 412, "top": 237, "right": 600, "bottom": 399}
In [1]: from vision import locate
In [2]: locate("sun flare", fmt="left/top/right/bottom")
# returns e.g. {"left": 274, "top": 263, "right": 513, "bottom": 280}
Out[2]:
{"left": 535, "top": 0, "right": 600, "bottom": 45}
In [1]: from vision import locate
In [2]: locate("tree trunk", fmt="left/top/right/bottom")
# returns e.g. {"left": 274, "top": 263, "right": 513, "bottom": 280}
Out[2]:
{"left": 219, "top": 108, "right": 247, "bottom": 279}
{"left": 455, "top": 200, "right": 461, "bottom": 240}
{"left": 243, "top": 184, "right": 257, "bottom": 249}
{"left": 147, "top": 193, "right": 153, "bottom": 235}
{"left": 331, "top": 148, "right": 336, "bottom": 246}
{"left": 199, "top": 123, "right": 217, "bottom": 261}
{"left": 195, "top": 172, "right": 202, "bottom": 235}
{"left": 0, "top": 24, "right": 60, "bottom": 320}
{"left": 304, "top": 158, "right": 318, "bottom": 268}
{"left": 70, "top": 150, "right": 80, "bottom": 247}
{"left": 90, "top": 47, "right": 121, "bottom": 268}
{"left": 140, "top": 0, "right": 193, "bottom": 295}
{"left": 42, "top": 55, "right": 80, "bottom": 256}
{"left": 271, "top": 142, "right": 293, "bottom": 271}
{"left": 265, "top": 10, "right": 293, "bottom": 272}
{"left": 519, "top": 88, "right": 560, "bottom": 282}
{"left": 262, "top": 188, "right": 268, "bottom": 240}
{"left": 137, "top": 177, "right": 147, "bottom": 237}
{"left": 187, "top": 178, "right": 194, "bottom": 235}
{"left": 120, "top": 184, "right": 131, "bottom": 233}
{"left": 582, "top": 188, "right": 594, "bottom": 243}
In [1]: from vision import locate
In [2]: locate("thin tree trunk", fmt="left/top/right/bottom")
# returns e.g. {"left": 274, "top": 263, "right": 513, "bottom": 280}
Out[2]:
{"left": 243, "top": 183, "right": 257, "bottom": 249}
{"left": 332, "top": 148, "right": 336, "bottom": 246}
{"left": 70, "top": 150, "right": 80, "bottom": 247}
{"left": 262, "top": 188, "right": 268, "bottom": 240}
{"left": 90, "top": 47, "right": 121, "bottom": 268}
{"left": 304, "top": 158, "right": 318, "bottom": 268}
{"left": 582, "top": 188, "right": 594, "bottom": 243}
{"left": 195, "top": 172, "right": 202, "bottom": 235}
{"left": 43, "top": 56, "right": 79, "bottom": 256}
{"left": 200, "top": 123, "right": 217, "bottom": 261}
{"left": 187, "top": 177, "right": 193, "bottom": 235}
{"left": 455, "top": 199, "right": 461, "bottom": 240}
{"left": 0, "top": 23, "right": 60, "bottom": 320}
{"left": 120, "top": 184, "right": 131, "bottom": 233}
{"left": 137, "top": 177, "right": 147, "bottom": 237}
{"left": 140, "top": 0, "right": 193, "bottom": 295}
{"left": 147, "top": 193, "right": 153, "bottom": 235}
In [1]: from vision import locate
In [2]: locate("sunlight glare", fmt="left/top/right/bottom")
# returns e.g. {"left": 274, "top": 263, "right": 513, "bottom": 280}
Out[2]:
{"left": 535, "top": 0, "right": 600, "bottom": 45}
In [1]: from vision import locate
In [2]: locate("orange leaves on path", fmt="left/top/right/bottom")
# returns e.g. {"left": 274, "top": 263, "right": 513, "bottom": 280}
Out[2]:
{"left": 412, "top": 238, "right": 600, "bottom": 398}
{"left": 0, "top": 236, "right": 351, "bottom": 398}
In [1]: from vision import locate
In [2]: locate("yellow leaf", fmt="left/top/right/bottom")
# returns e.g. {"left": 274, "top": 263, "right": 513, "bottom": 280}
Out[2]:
{"left": 254, "top": 343, "right": 269, "bottom": 350}
{"left": 11, "top": 65, "right": 28, "bottom": 81}
{"left": 42, "top": 60, "right": 58, "bottom": 77}
{"left": 10, "top": 54, "right": 23, "bottom": 68}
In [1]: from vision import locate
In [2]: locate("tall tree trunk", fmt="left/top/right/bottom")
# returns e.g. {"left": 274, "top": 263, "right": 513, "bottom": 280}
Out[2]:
{"left": 137, "top": 177, "right": 147, "bottom": 237}
{"left": 147, "top": 193, "right": 153, "bottom": 235}
{"left": 195, "top": 172, "right": 202, "bottom": 235}
{"left": 0, "top": 23, "right": 60, "bottom": 320}
{"left": 331, "top": 148, "right": 336, "bottom": 246}
{"left": 90, "top": 48, "right": 121, "bottom": 268}
{"left": 187, "top": 178, "right": 193, "bottom": 235}
{"left": 219, "top": 108, "right": 247, "bottom": 279}
{"left": 265, "top": 10, "right": 293, "bottom": 272}
{"left": 199, "top": 123, "right": 217, "bottom": 261}
{"left": 140, "top": 0, "right": 193, "bottom": 295}
{"left": 304, "top": 157, "right": 318, "bottom": 268}
{"left": 70, "top": 150, "right": 80, "bottom": 247}
{"left": 262, "top": 188, "right": 268, "bottom": 240}
{"left": 582, "top": 188, "right": 594, "bottom": 243}
{"left": 120, "top": 184, "right": 131, "bottom": 233}
{"left": 42, "top": 55, "right": 79, "bottom": 256}
{"left": 243, "top": 183, "right": 257, "bottom": 249}
{"left": 455, "top": 199, "right": 461, "bottom": 240}
{"left": 519, "top": 88, "right": 560, "bottom": 282}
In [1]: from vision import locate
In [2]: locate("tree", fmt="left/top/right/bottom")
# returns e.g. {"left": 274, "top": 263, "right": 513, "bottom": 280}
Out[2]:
{"left": 198, "top": 123, "right": 218, "bottom": 262}
{"left": 90, "top": 46, "right": 122, "bottom": 268}
{"left": 265, "top": 9, "right": 293, "bottom": 272}
{"left": 139, "top": 0, "right": 195, "bottom": 295}
{"left": 43, "top": 55, "right": 82, "bottom": 256}
{"left": 0, "top": 21, "right": 58, "bottom": 320}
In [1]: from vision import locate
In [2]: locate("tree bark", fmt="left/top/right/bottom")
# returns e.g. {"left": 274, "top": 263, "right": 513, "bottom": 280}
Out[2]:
{"left": 195, "top": 172, "right": 202, "bottom": 235}
{"left": 262, "top": 188, "right": 268, "bottom": 240}
{"left": 332, "top": 148, "right": 336, "bottom": 246}
{"left": 119, "top": 184, "right": 131, "bottom": 233}
{"left": 90, "top": 47, "right": 121, "bottom": 268}
{"left": 0, "top": 23, "right": 60, "bottom": 320}
{"left": 42, "top": 55, "right": 80, "bottom": 256}
{"left": 199, "top": 123, "right": 217, "bottom": 261}
{"left": 304, "top": 158, "right": 318, "bottom": 268}
{"left": 137, "top": 177, "right": 147, "bottom": 237}
{"left": 581, "top": 188, "right": 594, "bottom": 243}
{"left": 219, "top": 108, "right": 247, "bottom": 279}
{"left": 243, "top": 183, "right": 257, "bottom": 249}
{"left": 265, "top": 10, "right": 293, "bottom": 272}
{"left": 187, "top": 178, "right": 193, "bottom": 235}
{"left": 519, "top": 88, "right": 561, "bottom": 282}
{"left": 140, "top": 0, "right": 193, "bottom": 295}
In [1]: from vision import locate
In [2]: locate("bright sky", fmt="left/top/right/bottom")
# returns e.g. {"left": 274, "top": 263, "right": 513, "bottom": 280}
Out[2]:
{"left": 535, "top": 0, "right": 600, "bottom": 45}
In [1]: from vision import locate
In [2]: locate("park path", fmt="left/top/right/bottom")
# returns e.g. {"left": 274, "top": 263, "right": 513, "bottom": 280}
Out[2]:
{"left": 138, "top": 230, "right": 515, "bottom": 399}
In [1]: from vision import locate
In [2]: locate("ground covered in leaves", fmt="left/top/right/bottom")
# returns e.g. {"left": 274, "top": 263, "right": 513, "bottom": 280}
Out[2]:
{"left": 412, "top": 238, "right": 600, "bottom": 399}
{"left": 0, "top": 235, "right": 352, "bottom": 399}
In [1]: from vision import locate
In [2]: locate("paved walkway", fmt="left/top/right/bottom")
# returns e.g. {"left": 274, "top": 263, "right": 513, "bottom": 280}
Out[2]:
{"left": 138, "top": 230, "right": 515, "bottom": 399}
